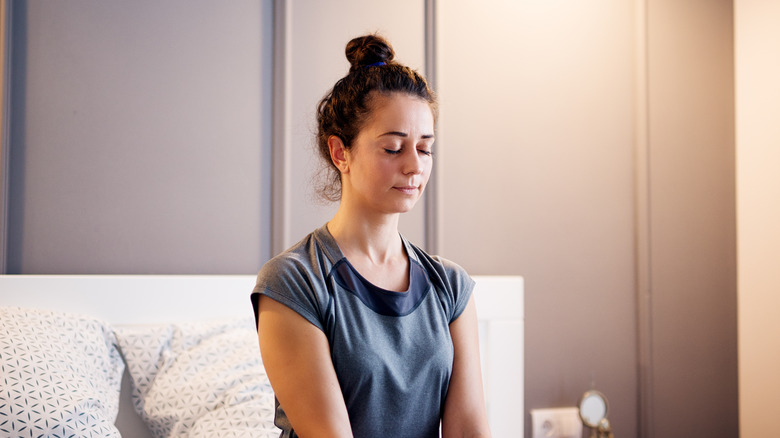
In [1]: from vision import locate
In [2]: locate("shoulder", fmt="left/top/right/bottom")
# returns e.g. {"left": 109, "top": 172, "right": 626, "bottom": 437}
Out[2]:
{"left": 253, "top": 231, "right": 336, "bottom": 330}
{"left": 256, "top": 237, "right": 314, "bottom": 287}
{"left": 406, "top": 240, "right": 475, "bottom": 321}
{"left": 432, "top": 255, "right": 473, "bottom": 290}
{"left": 406, "top": 240, "right": 474, "bottom": 292}
{"left": 254, "top": 231, "right": 335, "bottom": 298}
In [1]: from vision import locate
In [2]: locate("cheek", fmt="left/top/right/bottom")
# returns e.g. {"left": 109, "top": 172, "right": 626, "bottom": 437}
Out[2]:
{"left": 374, "top": 160, "right": 398, "bottom": 176}
{"left": 423, "top": 159, "right": 434, "bottom": 178}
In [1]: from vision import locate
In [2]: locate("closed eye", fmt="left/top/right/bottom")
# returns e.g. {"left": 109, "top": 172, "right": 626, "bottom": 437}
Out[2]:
{"left": 384, "top": 148, "right": 402, "bottom": 155}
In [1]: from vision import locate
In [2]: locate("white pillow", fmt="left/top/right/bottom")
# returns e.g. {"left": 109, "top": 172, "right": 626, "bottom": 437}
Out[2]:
{"left": 114, "top": 317, "right": 278, "bottom": 438}
{"left": 0, "top": 307, "right": 124, "bottom": 437}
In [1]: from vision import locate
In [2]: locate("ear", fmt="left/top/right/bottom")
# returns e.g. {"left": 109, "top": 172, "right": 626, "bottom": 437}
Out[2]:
{"left": 328, "top": 135, "right": 350, "bottom": 174}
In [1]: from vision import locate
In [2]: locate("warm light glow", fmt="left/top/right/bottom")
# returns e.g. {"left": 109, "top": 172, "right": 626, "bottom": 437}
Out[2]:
{"left": 736, "top": 0, "right": 780, "bottom": 436}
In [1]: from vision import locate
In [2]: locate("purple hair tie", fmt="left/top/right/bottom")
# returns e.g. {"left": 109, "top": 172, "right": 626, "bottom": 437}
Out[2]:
{"left": 365, "top": 61, "right": 386, "bottom": 67}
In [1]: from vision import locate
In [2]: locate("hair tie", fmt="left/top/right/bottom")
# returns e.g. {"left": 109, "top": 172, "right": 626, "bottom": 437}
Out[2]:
{"left": 365, "top": 61, "right": 386, "bottom": 67}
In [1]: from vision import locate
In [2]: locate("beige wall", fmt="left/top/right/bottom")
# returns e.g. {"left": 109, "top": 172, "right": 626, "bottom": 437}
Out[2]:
{"left": 439, "top": 1, "right": 737, "bottom": 437}
{"left": 437, "top": 2, "right": 639, "bottom": 436}
{"left": 645, "top": 0, "right": 738, "bottom": 436}
{"left": 735, "top": 0, "right": 780, "bottom": 435}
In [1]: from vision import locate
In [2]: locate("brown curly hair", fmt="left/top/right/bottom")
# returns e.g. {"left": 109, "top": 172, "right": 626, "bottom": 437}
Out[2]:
{"left": 315, "top": 34, "right": 437, "bottom": 201}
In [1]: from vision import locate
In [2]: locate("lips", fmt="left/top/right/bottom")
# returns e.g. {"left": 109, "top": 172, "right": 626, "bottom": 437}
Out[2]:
{"left": 393, "top": 185, "right": 419, "bottom": 195}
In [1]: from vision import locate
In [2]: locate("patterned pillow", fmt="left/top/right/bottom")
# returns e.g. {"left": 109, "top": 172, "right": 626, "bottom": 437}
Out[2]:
{"left": 0, "top": 307, "right": 125, "bottom": 438}
{"left": 114, "top": 317, "right": 278, "bottom": 438}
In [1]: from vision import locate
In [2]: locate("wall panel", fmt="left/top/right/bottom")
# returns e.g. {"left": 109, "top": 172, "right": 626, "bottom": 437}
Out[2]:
{"left": 278, "top": 0, "right": 428, "bottom": 251}
{"left": 646, "top": 0, "right": 737, "bottom": 436}
{"left": 736, "top": 0, "right": 780, "bottom": 435}
{"left": 6, "top": 0, "right": 272, "bottom": 274}
{"left": 436, "top": 2, "right": 637, "bottom": 437}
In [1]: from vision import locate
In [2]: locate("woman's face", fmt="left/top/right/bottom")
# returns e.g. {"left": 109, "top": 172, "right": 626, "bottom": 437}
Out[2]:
{"left": 340, "top": 92, "right": 435, "bottom": 216}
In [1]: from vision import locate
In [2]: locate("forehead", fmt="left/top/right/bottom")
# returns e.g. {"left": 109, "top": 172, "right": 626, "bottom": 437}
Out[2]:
{"left": 363, "top": 92, "right": 435, "bottom": 131}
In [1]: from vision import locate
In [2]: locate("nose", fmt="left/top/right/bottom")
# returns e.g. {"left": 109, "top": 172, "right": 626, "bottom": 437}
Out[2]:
{"left": 403, "top": 149, "right": 424, "bottom": 175}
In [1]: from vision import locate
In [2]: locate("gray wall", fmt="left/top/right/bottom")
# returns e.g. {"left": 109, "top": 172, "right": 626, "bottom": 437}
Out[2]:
{"left": 2, "top": 1, "right": 737, "bottom": 437}
{"left": 6, "top": 0, "right": 273, "bottom": 274}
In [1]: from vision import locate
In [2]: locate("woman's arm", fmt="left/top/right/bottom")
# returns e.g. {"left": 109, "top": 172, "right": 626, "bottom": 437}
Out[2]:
{"left": 256, "top": 295, "right": 354, "bottom": 438}
{"left": 441, "top": 295, "right": 493, "bottom": 438}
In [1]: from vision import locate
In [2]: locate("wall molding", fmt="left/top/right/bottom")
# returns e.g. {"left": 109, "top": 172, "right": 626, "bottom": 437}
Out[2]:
{"left": 634, "top": 0, "right": 653, "bottom": 436}
{"left": 271, "top": 0, "right": 292, "bottom": 256}
{"left": 0, "top": 0, "right": 12, "bottom": 274}
{"left": 424, "top": 0, "right": 439, "bottom": 254}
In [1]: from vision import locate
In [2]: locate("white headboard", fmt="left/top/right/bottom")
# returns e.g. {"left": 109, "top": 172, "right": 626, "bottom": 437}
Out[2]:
{"left": 0, "top": 274, "right": 523, "bottom": 437}
{"left": 473, "top": 275, "right": 525, "bottom": 437}
{"left": 0, "top": 274, "right": 258, "bottom": 324}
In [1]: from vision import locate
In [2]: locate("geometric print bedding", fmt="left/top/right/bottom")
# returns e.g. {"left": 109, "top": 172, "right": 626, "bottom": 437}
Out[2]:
{"left": 0, "top": 307, "right": 125, "bottom": 438}
{"left": 114, "top": 316, "right": 279, "bottom": 438}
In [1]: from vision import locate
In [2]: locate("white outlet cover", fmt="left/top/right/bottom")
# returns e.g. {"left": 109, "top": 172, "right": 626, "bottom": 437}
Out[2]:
{"left": 530, "top": 407, "right": 583, "bottom": 438}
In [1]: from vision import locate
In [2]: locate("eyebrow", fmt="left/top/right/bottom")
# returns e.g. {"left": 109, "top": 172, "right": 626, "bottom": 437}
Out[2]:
{"left": 378, "top": 131, "right": 435, "bottom": 139}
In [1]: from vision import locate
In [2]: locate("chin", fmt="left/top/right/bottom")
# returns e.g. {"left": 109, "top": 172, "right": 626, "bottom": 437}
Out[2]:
{"left": 394, "top": 201, "right": 420, "bottom": 214}
{"left": 375, "top": 192, "right": 423, "bottom": 214}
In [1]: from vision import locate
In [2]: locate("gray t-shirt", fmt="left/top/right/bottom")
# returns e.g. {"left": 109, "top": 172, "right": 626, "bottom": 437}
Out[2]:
{"left": 251, "top": 224, "right": 474, "bottom": 438}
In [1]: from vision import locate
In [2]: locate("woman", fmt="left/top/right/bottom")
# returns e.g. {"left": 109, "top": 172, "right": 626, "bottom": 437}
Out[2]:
{"left": 252, "top": 34, "right": 491, "bottom": 438}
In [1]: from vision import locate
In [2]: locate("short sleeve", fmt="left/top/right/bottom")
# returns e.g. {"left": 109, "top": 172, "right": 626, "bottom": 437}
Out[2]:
{"left": 251, "top": 252, "right": 331, "bottom": 333}
{"left": 439, "top": 258, "right": 475, "bottom": 323}
{"left": 424, "top": 256, "right": 476, "bottom": 323}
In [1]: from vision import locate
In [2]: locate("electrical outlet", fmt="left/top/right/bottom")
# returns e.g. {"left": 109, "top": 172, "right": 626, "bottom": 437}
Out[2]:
{"left": 530, "top": 407, "right": 582, "bottom": 438}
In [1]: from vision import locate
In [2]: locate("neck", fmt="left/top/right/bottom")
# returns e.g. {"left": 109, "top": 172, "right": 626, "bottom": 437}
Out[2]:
{"left": 327, "top": 204, "right": 403, "bottom": 264}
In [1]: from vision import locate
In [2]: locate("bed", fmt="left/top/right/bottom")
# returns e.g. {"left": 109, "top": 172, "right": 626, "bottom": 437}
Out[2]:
{"left": 0, "top": 274, "right": 523, "bottom": 437}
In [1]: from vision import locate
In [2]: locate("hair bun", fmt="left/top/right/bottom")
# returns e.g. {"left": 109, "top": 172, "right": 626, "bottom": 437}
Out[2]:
{"left": 345, "top": 34, "right": 395, "bottom": 70}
